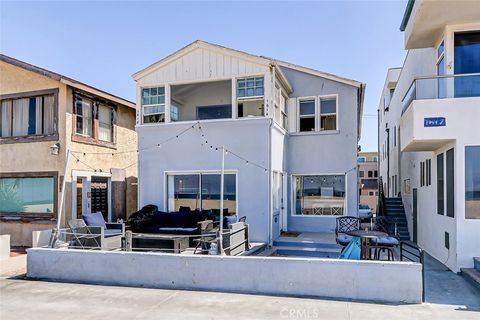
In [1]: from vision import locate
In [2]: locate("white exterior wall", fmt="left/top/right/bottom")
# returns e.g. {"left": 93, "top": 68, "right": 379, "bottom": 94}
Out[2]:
{"left": 137, "top": 47, "right": 269, "bottom": 87}
{"left": 379, "top": 23, "right": 480, "bottom": 272}
{"left": 135, "top": 43, "right": 362, "bottom": 243}
{"left": 137, "top": 118, "right": 272, "bottom": 243}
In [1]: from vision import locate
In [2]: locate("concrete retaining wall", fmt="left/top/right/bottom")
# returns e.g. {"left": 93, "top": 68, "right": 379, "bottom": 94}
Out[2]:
{"left": 27, "top": 248, "right": 423, "bottom": 303}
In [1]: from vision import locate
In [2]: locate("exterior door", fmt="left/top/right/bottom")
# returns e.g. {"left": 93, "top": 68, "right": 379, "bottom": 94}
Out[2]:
{"left": 91, "top": 177, "right": 109, "bottom": 221}
{"left": 71, "top": 171, "right": 111, "bottom": 222}
{"left": 413, "top": 188, "right": 418, "bottom": 243}
{"left": 272, "top": 172, "right": 282, "bottom": 239}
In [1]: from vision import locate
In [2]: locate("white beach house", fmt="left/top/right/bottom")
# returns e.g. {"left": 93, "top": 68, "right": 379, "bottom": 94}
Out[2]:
{"left": 133, "top": 41, "right": 365, "bottom": 244}
{"left": 378, "top": 0, "right": 480, "bottom": 272}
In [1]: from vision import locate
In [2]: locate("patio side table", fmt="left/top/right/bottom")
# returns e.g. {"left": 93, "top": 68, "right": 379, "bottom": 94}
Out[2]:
{"left": 346, "top": 230, "right": 387, "bottom": 260}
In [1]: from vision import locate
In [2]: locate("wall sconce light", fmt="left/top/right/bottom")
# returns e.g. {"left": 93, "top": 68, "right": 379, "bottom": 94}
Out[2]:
{"left": 50, "top": 143, "right": 60, "bottom": 155}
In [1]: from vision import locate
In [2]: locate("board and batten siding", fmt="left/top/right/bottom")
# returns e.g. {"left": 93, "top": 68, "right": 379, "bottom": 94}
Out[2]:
{"left": 137, "top": 47, "right": 270, "bottom": 86}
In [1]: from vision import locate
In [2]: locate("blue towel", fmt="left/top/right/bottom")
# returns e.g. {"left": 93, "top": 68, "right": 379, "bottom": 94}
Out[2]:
{"left": 339, "top": 236, "right": 361, "bottom": 260}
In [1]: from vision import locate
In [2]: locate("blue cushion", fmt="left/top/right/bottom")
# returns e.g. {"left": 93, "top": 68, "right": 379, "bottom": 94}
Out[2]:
{"left": 104, "top": 229, "right": 122, "bottom": 237}
{"left": 336, "top": 234, "right": 353, "bottom": 245}
{"left": 83, "top": 212, "right": 106, "bottom": 228}
{"left": 375, "top": 236, "right": 399, "bottom": 246}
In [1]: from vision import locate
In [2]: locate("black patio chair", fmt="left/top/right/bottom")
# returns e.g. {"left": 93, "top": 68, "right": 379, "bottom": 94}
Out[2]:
{"left": 370, "top": 216, "right": 399, "bottom": 261}
{"left": 335, "top": 216, "right": 360, "bottom": 249}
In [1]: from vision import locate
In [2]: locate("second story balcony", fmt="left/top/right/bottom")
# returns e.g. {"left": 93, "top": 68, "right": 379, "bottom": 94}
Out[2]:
{"left": 400, "top": 73, "right": 480, "bottom": 152}
{"left": 402, "top": 73, "right": 480, "bottom": 114}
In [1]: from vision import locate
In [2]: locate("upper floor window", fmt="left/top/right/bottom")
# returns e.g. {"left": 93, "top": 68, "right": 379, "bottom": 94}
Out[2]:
{"left": 142, "top": 87, "right": 165, "bottom": 123}
{"left": 1, "top": 90, "right": 56, "bottom": 139}
{"left": 75, "top": 97, "right": 93, "bottom": 137}
{"left": 298, "top": 99, "right": 315, "bottom": 132}
{"left": 74, "top": 94, "right": 115, "bottom": 144}
{"left": 237, "top": 77, "right": 264, "bottom": 98}
{"left": 320, "top": 96, "right": 337, "bottom": 131}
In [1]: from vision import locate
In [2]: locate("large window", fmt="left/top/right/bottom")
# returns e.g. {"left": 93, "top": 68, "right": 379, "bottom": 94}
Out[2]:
{"left": 298, "top": 99, "right": 315, "bottom": 132}
{"left": 465, "top": 146, "right": 480, "bottom": 219}
{"left": 1, "top": 90, "right": 56, "bottom": 139}
{"left": 74, "top": 94, "right": 115, "bottom": 144}
{"left": 0, "top": 174, "right": 56, "bottom": 215}
{"left": 142, "top": 87, "right": 165, "bottom": 123}
{"left": 320, "top": 97, "right": 337, "bottom": 131}
{"left": 237, "top": 77, "right": 264, "bottom": 98}
{"left": 454, "top": 31, "right": 480, "bottom": 97}
{"left": 167, "top": 173, "right": 236, "bottom": 214}
{"left": 294, "top": 175, "right": 345, "bottom": 216}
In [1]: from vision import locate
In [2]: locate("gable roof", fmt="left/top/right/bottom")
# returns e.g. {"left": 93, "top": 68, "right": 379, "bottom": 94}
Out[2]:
{"left": 0, "top": 54, "right": 135, "bottom": 108}
{"left": 132, "top": 40, "right": 364, "bottom": 90}
{"left": 132, "top": 40, "right": 293, "bottom": 93}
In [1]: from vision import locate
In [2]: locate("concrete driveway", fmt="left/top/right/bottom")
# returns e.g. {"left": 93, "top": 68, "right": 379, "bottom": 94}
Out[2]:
{"left": 0, "top": 277, "right": 479, "bottom": 320}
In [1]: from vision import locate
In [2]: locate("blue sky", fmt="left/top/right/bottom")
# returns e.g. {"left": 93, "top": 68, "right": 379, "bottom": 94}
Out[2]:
{"left": 1, "top": 0, "right": 407, "bottom": 152}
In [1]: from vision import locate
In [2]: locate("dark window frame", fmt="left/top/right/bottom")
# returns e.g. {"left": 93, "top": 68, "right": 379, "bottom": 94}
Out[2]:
{"left": 437, "top": 153, "right": 444, "bottom": 215}
{"left": 72, "top": 92, "right": 117, "bottom": 148}
{"left": 0, "top": 89, "right": 59, "bottom": 144}
{"left": 446, "top": 148, "right": 455, "bottom": 218}
{"left": 0, "top": 171, "right": 58, "bottom": 220}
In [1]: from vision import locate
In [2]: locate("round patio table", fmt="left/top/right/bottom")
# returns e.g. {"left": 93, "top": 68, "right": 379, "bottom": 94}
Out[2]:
{"left": 346, "top": 230, "right": 387, "bottom": 260}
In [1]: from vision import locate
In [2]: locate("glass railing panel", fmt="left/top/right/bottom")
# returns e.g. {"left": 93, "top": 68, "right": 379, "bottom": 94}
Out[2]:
{"left": 402, "top": 73, "right": 480, "bottom": 114}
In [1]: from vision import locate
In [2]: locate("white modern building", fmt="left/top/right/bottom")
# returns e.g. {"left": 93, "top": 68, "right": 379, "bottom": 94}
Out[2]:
{"left": 379, "top": 0, "right": 480, "bottom": 272}
{"left": 133, "top": 41, "right": 365, "bottom": 244}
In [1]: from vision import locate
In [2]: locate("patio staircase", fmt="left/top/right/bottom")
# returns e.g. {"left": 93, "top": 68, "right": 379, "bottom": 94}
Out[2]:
{"left": 384, "top": 197, "right": 410, "bottom": 241}
{"left": 267, "top": 235, "right": 343, "bottom": 258}
{"left": 461, "top": 257, "right": 480, "bottom": 291}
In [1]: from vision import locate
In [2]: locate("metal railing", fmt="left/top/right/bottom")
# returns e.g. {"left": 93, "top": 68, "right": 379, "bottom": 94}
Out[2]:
{"left": 377, "top": 177, "right": 386, "bottom": 216}
{"left": 402, "top": 73, "right": 480, "bottom": 114}
{"left": 400, "top": 241, "right": 425, "bottom": 302}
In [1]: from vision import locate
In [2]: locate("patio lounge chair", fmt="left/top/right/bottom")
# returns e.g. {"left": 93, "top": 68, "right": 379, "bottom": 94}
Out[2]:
{"left": 335, "top": 216, "right": 360, "bottom": 249}
{"left": 68, "top": 212, "right": 125, "bottom": 250}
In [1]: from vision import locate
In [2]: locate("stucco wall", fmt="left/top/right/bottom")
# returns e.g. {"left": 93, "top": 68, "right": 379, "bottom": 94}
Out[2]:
{"left": 0, "top": 61, "right": 137, "bottom": 246}
{"left": 27, "top": 248, "right": 424, "bottom": 304}
{"left": 137, "top": 118, "right": 271, "bottom": 243}
{"left": 280, "top": 66, "right": 359, "bottom": 232}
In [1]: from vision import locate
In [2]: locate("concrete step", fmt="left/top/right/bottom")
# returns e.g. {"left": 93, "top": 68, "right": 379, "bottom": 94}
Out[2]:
{"left": 273, "top": 246, "right": 341, "bottom": 258}
{"left": 461, "top": 268, "right": 480, "bottom": 291}
{"left": 273, "top": 240, "right": 342, "bottom": 250}
{"left": 474, "top": 257, "right": 480, "bottom": 271}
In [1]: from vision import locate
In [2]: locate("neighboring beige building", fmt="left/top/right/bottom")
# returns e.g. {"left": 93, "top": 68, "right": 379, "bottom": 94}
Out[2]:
{"left": 357, "top": 152, "right": 378, "bottom": 213}
{"left": 0, "top": 55, "right": 137, "bottom": 246}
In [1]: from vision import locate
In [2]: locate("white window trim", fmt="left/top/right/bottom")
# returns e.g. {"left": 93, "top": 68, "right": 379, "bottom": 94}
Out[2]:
{"left": 295, "top": 94, "right": 340, "bottom": 133}
{"left": 163, "top": 170, "right": 238, "bottom": 214}
{"left": 141, "top": 86, "right": 166, "bottom": 124}
{"left": 291, "top": 173, "right": 348, "bottom": 217}
{"left": 236, "top": 75, "right": 265, "bottom": 101}
{"left": 319, "top": 94, "right": 339, "bottom": 132}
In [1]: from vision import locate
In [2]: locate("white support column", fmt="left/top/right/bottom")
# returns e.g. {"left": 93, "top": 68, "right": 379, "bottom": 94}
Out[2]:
{"left": 85, "top": 176, "right": 92, "bottom": 215}
{"left": 165, "top": 84, "right": 171, "bottom": 123}
{"left": 231, "top": 78, "right": 237, "bottom": 119}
